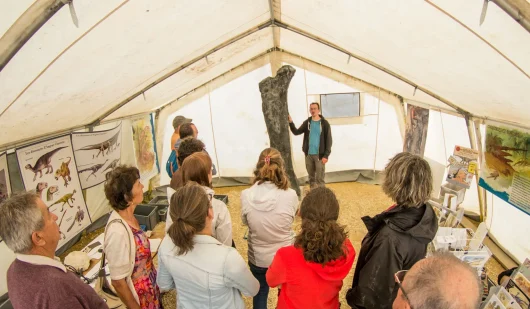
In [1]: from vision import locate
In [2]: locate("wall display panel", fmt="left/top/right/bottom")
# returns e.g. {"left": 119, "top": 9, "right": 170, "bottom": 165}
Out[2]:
{"left": 15, "top": 135, "right": 92, "bottom": 250}
{"left": 210, "top": 65, "right": 272, "bottom": 177}
{"left": 131, "top": 114, "right": 159, "bottom": 183}
{"left": 0, "top": 152, "right": 11, "bottom": 205}
{"left": 72, "top": 124, "right": 122, "bottom": 189}
{"left": 479, "top": 125, "right": 530, "bottom": 216}
{"left": 83, "top": 120, "right": 138, "bottom": 221}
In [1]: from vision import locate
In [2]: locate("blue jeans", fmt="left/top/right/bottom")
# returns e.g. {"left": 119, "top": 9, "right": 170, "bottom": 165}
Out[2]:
{"left": 249, "top": 262, "right": 269, "bottom": 309}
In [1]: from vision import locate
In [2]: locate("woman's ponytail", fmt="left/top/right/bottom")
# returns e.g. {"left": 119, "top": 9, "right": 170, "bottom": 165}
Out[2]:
{"left": 167, "top": 182, "right": 210, "bottom": 255}
{"left": 252, "top": 148, "right": 290, "bottom": 190}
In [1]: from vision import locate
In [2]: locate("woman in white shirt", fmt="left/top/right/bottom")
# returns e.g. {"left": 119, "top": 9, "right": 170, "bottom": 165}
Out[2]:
{"left": 240, "top": 148, "right": 299, "bottom": 309}
{"left": 103, "top": 166, "right": 161, "bottom": 309}
{"left": 166, "top": 152, "right": 233, "bottom": 246}
{"left": 157, "top": 182, "right": 259, "bottom": 308}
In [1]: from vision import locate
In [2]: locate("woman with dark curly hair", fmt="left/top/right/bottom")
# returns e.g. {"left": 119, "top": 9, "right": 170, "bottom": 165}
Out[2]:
{"left": 346, "top": 152, "right": 438, "bottom": 309}
{"left": 241, "top": 148, "right": 299, "bottom": 309}
{"left": 266, "top": 187, "right": 355, "bottom": 309}
{"left": 103, "top": 166, "right": 160, "bottom": 309}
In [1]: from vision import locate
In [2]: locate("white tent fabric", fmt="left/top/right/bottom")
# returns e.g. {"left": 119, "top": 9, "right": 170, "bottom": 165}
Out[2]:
{"left": 1, "top": 0, "right": 530, "bottom": 291}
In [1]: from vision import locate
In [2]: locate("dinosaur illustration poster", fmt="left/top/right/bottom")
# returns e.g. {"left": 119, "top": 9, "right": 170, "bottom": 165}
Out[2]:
{"left": 479, "top": 125, "right": 530, "bottom": 216}
{"left": 72, "top": 124, "right": 122, "bottom": 189}
{"left": 131, "top": 114, "right": 159, "bottom": 183}
{"left": 16, "top": 135, "right": 92, "bottom": 249}
{"left": 0, "top": 152, "right": 11, "bottom": 205}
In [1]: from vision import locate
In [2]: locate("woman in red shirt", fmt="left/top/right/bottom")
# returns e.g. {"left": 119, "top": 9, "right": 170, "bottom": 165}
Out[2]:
{"left": 266, "top": 187, "right": 356, "bottom": 309}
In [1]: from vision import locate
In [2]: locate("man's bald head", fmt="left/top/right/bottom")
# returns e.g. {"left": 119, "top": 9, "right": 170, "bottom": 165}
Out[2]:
{"left": 396, "top": 252, "right": 482, "bottom": 309}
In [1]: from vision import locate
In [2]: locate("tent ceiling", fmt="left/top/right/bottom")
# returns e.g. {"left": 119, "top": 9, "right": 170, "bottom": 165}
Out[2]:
{"left": 0, "top": 0, "right": 529, "bottom": 148}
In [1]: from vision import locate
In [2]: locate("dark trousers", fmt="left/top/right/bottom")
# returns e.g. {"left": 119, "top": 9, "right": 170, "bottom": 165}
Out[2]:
{"left": 249, "top": 262, "right": 269, "bottom": 309}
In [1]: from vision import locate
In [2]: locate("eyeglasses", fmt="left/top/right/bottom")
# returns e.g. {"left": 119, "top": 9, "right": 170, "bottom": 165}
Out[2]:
{"left": 395, "top": 270, "right": 413, "bottom": 309}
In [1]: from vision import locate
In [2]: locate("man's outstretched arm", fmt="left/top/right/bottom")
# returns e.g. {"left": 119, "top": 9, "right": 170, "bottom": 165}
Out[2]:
{"left": 288, "top": 115, "right": 306, "bottom": 135}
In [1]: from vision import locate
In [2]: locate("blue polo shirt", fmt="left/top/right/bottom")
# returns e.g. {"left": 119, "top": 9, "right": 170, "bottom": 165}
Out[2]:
{"left": 308, "top": 119, "right": 321, "bottom": 155}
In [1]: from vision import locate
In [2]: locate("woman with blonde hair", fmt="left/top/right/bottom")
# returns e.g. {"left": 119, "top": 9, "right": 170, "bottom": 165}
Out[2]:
{"left": 266, "top": 186, "right": 355, "bottom": 309}
{"left": 166, "top": 152, "right": 232, "bottom": 246}
{"left": 241, "top": 148, "right": 299, "bottom": 309}
{"left": 346, "top": 152, "right": 438, "bottom": 309}
{"left": 157, "top": 182, "right": 259, "bottom": 308}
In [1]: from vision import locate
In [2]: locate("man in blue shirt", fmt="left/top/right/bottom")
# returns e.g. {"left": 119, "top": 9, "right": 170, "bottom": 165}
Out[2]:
{"left": 289, "top": 102, "right": 332, "bottom": 188}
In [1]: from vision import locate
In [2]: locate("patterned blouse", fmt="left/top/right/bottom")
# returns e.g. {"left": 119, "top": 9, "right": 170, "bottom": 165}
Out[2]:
{"left": 130, "top": 226, "right": 161, "bottom": 309}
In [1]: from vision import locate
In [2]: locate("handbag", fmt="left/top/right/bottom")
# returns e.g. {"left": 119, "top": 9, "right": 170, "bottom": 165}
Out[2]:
{"left": 94, "top": 219, "right": 131, "bottom": 309}
{"left": 94, "top": 251, "right": 125, "bottom": 309}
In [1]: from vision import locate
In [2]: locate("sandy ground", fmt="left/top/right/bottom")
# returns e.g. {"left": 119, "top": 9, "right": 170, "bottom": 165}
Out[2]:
{"left": 61, "top": 181, "right": 504, "bottom": 309}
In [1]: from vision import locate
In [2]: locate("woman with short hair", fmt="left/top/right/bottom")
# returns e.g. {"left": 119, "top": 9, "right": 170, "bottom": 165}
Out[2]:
{"left": 241, "top": 148, "right": 299, "bottom": 309}
{"left": 103, "top": 166, "right": 160, "bottom": 309}
{"left": 166, "top": 152, "right": 232, "bottom": 246}
{"left": 346, "top": 152, "right": 438, "bottom": 309}
{"left": 157, "top": 182, "right": 259, "bottom": 308}
{"left": 266, "top": 186, "right": 356, "bottom": 309}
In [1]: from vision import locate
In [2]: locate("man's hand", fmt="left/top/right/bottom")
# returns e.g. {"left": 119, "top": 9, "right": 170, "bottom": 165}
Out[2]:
{"left": 288, "top": 115, "right": 292, "bottom": 123}
{"left": 322, "top": 158, "right": 328, "bottom": 164}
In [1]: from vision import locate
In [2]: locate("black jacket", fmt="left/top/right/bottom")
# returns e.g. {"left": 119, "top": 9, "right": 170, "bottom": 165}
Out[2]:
{"left": 346, "top": 204, "right": 438, "bottom": 309}
{"left": 289, "top": 115, "right": 332, "bottom": 160}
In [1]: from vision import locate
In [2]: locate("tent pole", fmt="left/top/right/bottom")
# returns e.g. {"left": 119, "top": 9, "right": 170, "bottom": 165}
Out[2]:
{"left": 473, "top": 119, "right": 488, "bottom": 220}
{"left": 491, "top": 0, "right": 530, "bottom": 34}
{"left": 465, "top": 116, "right": 486, "bottom": 222}
{"left": 0, "top": 0, "right": 68, "bottom": 72}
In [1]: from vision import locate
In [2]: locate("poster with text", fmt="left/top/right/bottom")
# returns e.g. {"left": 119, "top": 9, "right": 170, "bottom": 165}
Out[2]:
{"left": 16, "top": 135, "right": 92, "bottom": 250}
{"left": 479, "top": 125, "right": 530, "bottom": 216}
{"left": 0, "top": 152, "right": 11, "bottom": 204}
{"left": 446, "top": 145, "right": 479, "bottom": 189}
{"left": 72, "top": 124, "right": 122, "bottom": 189}
{"left": 131, "top": 114, "right": 159, "bottom": 183}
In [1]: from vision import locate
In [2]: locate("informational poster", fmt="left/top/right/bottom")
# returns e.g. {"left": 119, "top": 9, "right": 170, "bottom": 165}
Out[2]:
{"left": 479, "top": 125, "right": 530, "bottom": 216}
{"left": 16, "top": 135, "right": 92, "bottom": 249}
{"left": 403, "top": 104, "right": 429, "bottom": 157}
{"left": 446, "top": 145, "right": 479, "bottom": 189}
{"left": 0, "top": 152, "right": 11, "bottom": 204}
{"left": 72, "top": 124, "right": 122, "bottom": 189}
{"left": 131, "top": 114, "right": 159, "bottom": 183}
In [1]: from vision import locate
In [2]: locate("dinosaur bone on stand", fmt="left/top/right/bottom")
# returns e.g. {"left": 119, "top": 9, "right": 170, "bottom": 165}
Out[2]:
{"left": 259, "top": 65, "right": 300, "bottom": 197}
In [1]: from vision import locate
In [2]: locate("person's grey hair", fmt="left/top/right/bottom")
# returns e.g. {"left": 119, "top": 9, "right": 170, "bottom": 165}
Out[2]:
{"left": 405, "top": 251, "right": 482, "bottom": 309}
{"left": 0, "top": 192, "right": 43, "bottom": 253}
{"left": 382, "top": 152, "right": 432, "bottom": 207}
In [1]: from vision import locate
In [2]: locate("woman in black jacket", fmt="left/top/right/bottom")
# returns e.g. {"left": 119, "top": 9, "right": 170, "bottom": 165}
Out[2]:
{"left": 346, "top": 152, "right": 438, "bottom": 309}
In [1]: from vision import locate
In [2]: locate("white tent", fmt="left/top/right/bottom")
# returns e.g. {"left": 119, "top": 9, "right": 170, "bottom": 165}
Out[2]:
{"left": 1, "top": 0, "right": 530, "bottom": 296}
